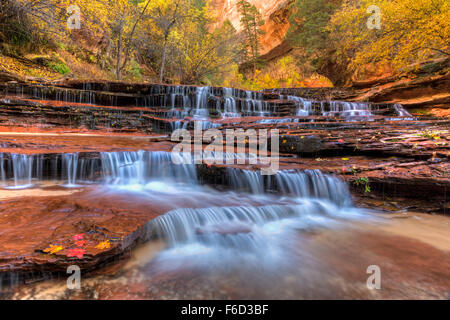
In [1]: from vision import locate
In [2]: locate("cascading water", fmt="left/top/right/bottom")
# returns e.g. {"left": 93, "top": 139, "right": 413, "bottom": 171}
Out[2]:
{"left": 282, "top": 95, "right": 314, "bottom": 116}
{"left": 11, "top": 154, "right": 33, "bottom": 188}
{"left": 222, "top": 88, "right": 239, "bottom": 118}
{"left": 147, "top": 170, "right": 366, "bottom": 269}
{"left": 0, "top": 152, "right": 99, "bottom": 187}
{"left": 194, "top": 87, "right": 211, "bottom": 119}
{"left": 100, "top": 151, "right": 198, "bottom": 187}
{"left": 393, "top": 104, "right": 412, "bottom": 117}
{"left": 275, "top": 169, "right": 352, "bottom": 206}
{"left": 168, "top": 86, "right": 191, "bottom": 109}
{"left": 139, "top": 159, "right": 366, "bottom": 269}
{"left": 62, "top": 153, "right": 79, "bottom": 186}
{"left": 327, "top": 101, "right": 374, "bottom": 118}
{"left": 227, "top": 168, "right": 265, "bottom": 194}
{"left": 285, "top": 95, "right": 376, "bottom": 118}
{"left": 0, "top": 149, "right": 370, "bottom": 274}
{"left": 226, "top": 168, "right": 352, "bottom": 206}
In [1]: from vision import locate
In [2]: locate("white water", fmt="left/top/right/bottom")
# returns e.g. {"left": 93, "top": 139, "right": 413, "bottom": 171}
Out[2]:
{"left": 0, "top": 149, "right": 372, "bottom": 274}
{"left": 101, "top": 151, "right": 198, "bottom": 186}
{"left": 393, "top": 104, "right": 412, "bottom": 117}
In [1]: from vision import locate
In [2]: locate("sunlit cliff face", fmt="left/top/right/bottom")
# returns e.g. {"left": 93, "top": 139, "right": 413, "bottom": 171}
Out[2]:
{"left": 210, "top": 0, "right": 293, "bottom": 55}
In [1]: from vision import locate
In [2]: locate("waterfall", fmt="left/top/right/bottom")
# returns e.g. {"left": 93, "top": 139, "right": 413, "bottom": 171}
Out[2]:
{"left": 100, "top": 151, "right": 198, "bottom": 185}
{"left": 283, "top": 95, "right": 378, "bottom": 118}
{"left": 194, "top": 87, "right": 211, "bottom": 119}
{"left": 0, "top": 152, "right": 100, "bottom": 187}
{"left": 284, "top": 96, "right": 314, "bottom": 116}
{"left": 0, "top": 151, "right": 353, "bottom": 209}
{"left": 226, "top": 168, "right": 352, "bottom": 207}
{"left": 241, "top": 91, "right": 271, "bottom": 116}
{"left": 0, "top": 153, "right": 38, "bottom": 188}
{"left": 227, "top": 168, "right": 265, "bottom": 194}
{"left": 145, "top": 166, "right": 363, "bottom": 265}
{"left": 150, "top": 204, "right": 304, "bottom": 247}
{"left": 148, "top": 198, "right": 366, "bottom": 254}
{"left": 326, "top": 101, "right": 373, "bottom": 118}
{"left": 168, "top": 86, "right": 191, "bottom": 109}
{"left": 275, "top": 170, "right": 352, "bottom": 206}
{"left": 393, "top": 104, "right": 412, "bottom": 117}
{"left": 62, "top": 153, "right": 79, "bottom": 186}
{"left": 223, "top": 88, "right": 239, "bottom": 118}
{"left": 10, "top": 154, "right": 34, "bottom": 188}
{"left": 140, "top": 85, "right": 277, "bottom": 120}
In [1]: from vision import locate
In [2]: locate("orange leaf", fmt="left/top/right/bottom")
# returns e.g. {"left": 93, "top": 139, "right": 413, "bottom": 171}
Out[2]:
{"left": 95, "top": 240, "right": 111, "bottom": 250}
{"left": 44, "top": 245, "right": 63, "bottom": 255}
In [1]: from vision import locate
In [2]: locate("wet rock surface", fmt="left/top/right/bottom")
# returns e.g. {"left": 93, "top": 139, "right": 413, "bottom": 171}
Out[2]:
{"left": 6, "top": 216, "right": 450, "bottom": 300}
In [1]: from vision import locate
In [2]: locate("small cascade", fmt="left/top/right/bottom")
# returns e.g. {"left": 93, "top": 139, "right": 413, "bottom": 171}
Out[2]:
{"left": 0, "top": 152, "right": 100, "bottom": 187}
{"left": 393, "top": 104, "right": 412, "bottom": 117}
{"left": 0, "top": 151, "right": 353, "bottom": 208}
{"left": 145, "top": 165, "right": 364, "bottom": 265}
{"left": 55, "top": 89, "right": 97, "bottom": 105}
{"left": 222, "top": 88, "right": 239, "bottom": 118}
{"left": 326, "top": 101, "right": 374, "bottom": 118}
{"left": 227, "top": 168, "right": 265, "bottom": 194}
{"left": 62, "top": 153, "right": 79, "bottom": 186}
{"left": 194, "top": 87, "right": 212, "bottom": 119}
{"left": 0, "top": 153, "right": 43, "bottom": 188}
{"left": 138, "top": 85, "right": 279, "bottom": 122}
{"left": 148, "top": 198, "right": 366, "bottom": 254}
{"left": 150, "top": 204, "right": 304, "bottom": 247}
{"left": 286, "top": 95, "right": 375, "bottom": 118}
{"left": 100, "top": 151, "right": 198, "bottom": 186}
{"left": 10, "top": 154, "right": 34, "bottom": 188}
{"left": 241, "top": 91, "right": 271, "bottom": 116}
{"left": 8, "top": 84, "right": 98, "bottom": 105}
{"left": 168, "top": 86, "right": 192, "bottom": 109}
{"left": 283, "top": 96, "right": 314, "bottom": 116}
{"left": 275, "top": 170, "right": 352, "bottom": 206}
{"left": 226, "top": 168, "right": 352, "bottom": 207}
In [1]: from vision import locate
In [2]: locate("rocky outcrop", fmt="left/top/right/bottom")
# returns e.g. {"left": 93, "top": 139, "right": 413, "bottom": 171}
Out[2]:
{"left": 268, "top": 58, "right": 450, "bottom": 111}
{"left": 211, "top": 0, "right": 293, "bottom": 56}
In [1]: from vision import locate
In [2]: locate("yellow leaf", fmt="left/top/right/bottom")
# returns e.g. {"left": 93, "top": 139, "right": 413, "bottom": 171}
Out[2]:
{"left": 95, "top": 240, "right": 111, "bottom": 250}
{"left": 44, "top": 245, "right": 63, "bottom": 254}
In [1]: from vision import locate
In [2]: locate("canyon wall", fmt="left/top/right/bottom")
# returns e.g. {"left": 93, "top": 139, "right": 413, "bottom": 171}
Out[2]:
{"left": 211, "top": 0, "right": 293, "bottom": 57}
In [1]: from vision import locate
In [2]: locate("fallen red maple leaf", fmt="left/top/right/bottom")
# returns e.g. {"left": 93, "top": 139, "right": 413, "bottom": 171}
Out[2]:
{"left": 72, "top": 234, "right": 84, "bottom": 241}
{"left": 67, "top": 248, "right": 86, "bottom": 259}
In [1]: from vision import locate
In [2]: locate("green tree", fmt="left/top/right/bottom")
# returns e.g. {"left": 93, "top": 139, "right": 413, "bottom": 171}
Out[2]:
{"left": 237, "top": 0, "right": 265, "bottom": 78}
{"left": 285, "top": 0, "right": 345, "bottom": 84}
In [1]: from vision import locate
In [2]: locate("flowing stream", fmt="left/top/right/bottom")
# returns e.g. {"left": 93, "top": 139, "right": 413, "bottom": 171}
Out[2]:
{"left": 2, "top": 148, "right": 447, "bottom": 300}
{"left": 0, "top": 83, "right": 443, "bottom": 299}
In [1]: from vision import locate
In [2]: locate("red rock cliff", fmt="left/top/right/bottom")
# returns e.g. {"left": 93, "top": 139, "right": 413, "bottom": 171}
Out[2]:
{"left": 211, "top": 0, "right": 293, "bottom": 57}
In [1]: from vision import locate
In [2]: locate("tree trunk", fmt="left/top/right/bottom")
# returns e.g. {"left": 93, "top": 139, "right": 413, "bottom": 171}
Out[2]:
{"left": 159, "top": 38, "right": 168, "bottom": 83}
{"left": 116, "top": 24, "right": 123, "bottom": 80}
